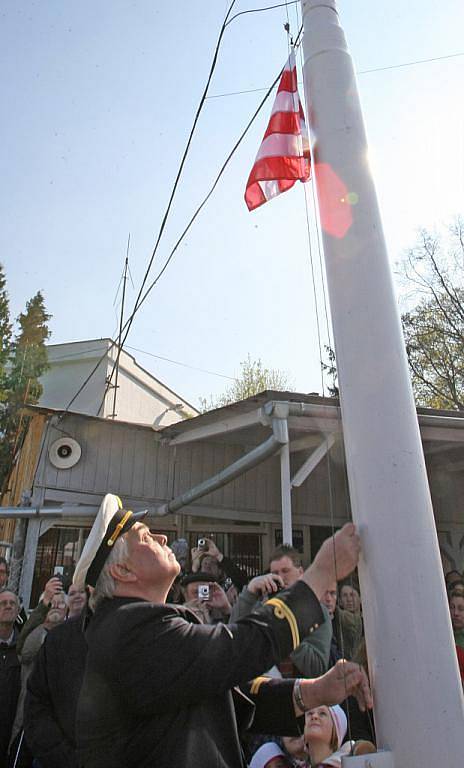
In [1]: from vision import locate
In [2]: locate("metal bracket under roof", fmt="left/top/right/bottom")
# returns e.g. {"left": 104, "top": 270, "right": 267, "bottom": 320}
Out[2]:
{"left": 291, "top": 433, "right": 336, "bottom": 488}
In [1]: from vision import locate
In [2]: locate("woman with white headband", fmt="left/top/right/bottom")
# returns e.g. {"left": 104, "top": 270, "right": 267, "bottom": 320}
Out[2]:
{"left": 303, "top": 704, "right": 351, "bottom": 767}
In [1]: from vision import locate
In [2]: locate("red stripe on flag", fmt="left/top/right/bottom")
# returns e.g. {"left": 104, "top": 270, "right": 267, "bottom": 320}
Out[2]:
{"left": 278, "top": 179, "right": 296, "bottom": 194}
{"left": 247, "top": 155, "right": 310, "bottom": 186}
{"left": 277, "top": 67, "right": 297, "bottom": 94}
{"left": 263, "top": 111, "right": 301, "bottom": 139}
{"left": 244, "top": 51, "right": 310, "bottom": 211}
{"left": 244, "top": 182, "right": 267, "bottom": 211}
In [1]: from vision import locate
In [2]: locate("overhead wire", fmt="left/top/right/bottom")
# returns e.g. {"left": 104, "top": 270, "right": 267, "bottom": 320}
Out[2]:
{"left": 63, "top": 34, "right": 304, "bottom": 421}
{"left": 117, "top": 67, "right": 284, "bottom": 342}
{"left": 124, "top": 345, "right": 236, "bottom": 381}
{"left": 225, "top": 1, "right": 299, "bottom": 28}
{"left": 207, "top": 50, "right": 464, "bottom": 99}
{"left": 100, "top": 0, "right": 240, "bottom": 407}
{"left": 59, "top": 0, "right": 239, "bottom": 418}
{"left": 95, "top": 61, "right": 285, "bottom": 418}
{"left": 57, "top": 5, "right": 458, "bottom": 420}
{"left": 101, "top": 3, "right": 307, "bottom": 410}
{"left": 98, "top": 18, "right": 299, "bottom": 416}
{"left": 46, "top": 340, "right": 236, "bottom": 380}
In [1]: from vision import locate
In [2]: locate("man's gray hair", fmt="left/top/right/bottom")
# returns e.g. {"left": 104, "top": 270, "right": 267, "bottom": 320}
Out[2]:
{"left": 89, "top": 536, "right": 130, "bottom": 611}
{"left": 0, "top": 587, "right": 20, "bottom": 606}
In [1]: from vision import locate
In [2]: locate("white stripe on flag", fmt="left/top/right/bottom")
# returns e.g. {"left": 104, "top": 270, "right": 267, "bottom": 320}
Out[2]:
{"left": 256, "top": 133, "right": 303, "bottom": 161}
{"left": 270, "top": 91, "right": 299, "bottom": 116}
{"left": 259, "top": 180, "right": 282, "bottom": 202}
{"left": 244, "top": 49, "right": 310, "bottom": 211}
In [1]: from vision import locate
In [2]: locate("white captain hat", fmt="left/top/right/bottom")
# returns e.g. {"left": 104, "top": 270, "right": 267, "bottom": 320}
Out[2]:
{"left": 73, "top": 493, "right": 148, "bottom": 588}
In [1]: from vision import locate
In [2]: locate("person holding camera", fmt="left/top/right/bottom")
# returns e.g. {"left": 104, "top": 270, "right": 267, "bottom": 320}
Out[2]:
{"left": 191, "top": 536, "right": 249, "bottom": 591}
{"left": 180, "top": 572, "right": 232, "bottom": 624}
{"left": 231, "top": 551, "right": 332, "bottom": 680}
{"left": 73, "top": 494, "right": 371, "bottom": 768}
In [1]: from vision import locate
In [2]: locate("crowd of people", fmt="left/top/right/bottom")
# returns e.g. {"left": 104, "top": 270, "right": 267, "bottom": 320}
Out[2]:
{"left": 0, "top": 508, "right": 462, "bottom": 768}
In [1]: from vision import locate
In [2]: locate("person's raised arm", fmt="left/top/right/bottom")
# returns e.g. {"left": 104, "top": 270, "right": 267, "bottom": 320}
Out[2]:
{"left": 299, "top": 523, "right": 360, "bottom": 600}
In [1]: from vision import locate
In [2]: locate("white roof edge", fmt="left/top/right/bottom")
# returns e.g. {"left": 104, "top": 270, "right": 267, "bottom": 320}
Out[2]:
{"left": 45, "top": 339, "right": 199, "bottom": 415}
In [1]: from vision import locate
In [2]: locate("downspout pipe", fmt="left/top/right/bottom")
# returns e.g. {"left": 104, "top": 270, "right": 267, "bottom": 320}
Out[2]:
{"left": 154, "top": 417, "right": 289, "bottom": 516}
{"left": 0, "top": 507, "right": 63, "bottom": 518}
{"left": 0, "top": 507, "right": 98, "bottom": 519}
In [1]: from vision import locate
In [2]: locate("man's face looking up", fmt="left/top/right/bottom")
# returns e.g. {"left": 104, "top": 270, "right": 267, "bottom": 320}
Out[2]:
{"left": 0, "top": 590, "right": 19, "bottom": 627}
{"left": 124, "top": 524, "right": 181, "bottom": 590}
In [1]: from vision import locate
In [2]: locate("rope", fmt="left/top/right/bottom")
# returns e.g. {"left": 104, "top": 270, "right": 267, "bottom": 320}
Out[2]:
{"left": 293, "top": 21, "right": 326, "bottom": 397}
{"left": 292, "top": 0, "right": 357, "bottom": 746}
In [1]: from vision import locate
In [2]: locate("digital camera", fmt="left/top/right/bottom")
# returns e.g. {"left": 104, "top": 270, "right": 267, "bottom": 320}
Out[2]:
{"left": 197, "top": 538, "right": 207, "bottom": 549}
{"left": 198, "top": 584, "right": 210, "bottom": 601}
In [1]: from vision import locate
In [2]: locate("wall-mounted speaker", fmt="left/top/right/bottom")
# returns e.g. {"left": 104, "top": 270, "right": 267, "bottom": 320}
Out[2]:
{"left": 48, "top": 437, "right": 82, "bottom": 469}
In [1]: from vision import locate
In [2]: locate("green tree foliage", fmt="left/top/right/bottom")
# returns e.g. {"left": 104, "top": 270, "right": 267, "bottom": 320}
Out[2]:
{"left": 200, "top": 354, "right": 293, "bottom": 412}
{"left": 400, "top": 219, "right": 464, "bottom": 410}
{"left": 0, "top": 264, "right": 12, "bottom": 404}
{"left": 8, "top": 292, "right": 51, "bottom": 407}
{"left": 321, "top": 344, "right": 339, "bottom": 398}
{"left": 0, "top": 289, "right": 51, "bottom": 492}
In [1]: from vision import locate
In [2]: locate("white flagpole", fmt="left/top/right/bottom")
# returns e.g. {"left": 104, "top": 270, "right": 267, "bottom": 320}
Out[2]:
{"left": 299, "top": 1, "right": 464, "bottom": 765}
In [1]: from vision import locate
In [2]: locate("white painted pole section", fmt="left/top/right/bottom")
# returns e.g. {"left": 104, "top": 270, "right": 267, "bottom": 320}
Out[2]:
{"left": 280, "top": 442, "right": 293, "bottom": 544}
{"left": 342, "top": 751, "right": 394, "bottom": 768}
{"left": 299, "top": 2, "right": 464, "bottom": 765}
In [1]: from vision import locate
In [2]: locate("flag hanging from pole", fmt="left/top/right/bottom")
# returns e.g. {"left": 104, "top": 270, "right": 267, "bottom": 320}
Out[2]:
{"left": 244, "top": 51, "right": 311, "bottom": 211}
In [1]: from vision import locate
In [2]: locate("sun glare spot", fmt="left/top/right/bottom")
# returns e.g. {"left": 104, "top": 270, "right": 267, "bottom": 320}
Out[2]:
{"left": 315, "top": 163, "right": 353, "bottom": 239}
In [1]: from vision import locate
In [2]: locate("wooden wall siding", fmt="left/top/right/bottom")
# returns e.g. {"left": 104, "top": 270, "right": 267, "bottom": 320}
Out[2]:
{"left": 37, "top": 416, "right": 165, "bottom": 502}
{"left": 30, "top": 411, "right": 464, "bottom": 527}
{"left": 2, "top": 414, "right": 47, "bottom": 507}
{"left": 36, "top": 415, "right": 287, "bottom": 515}
{"left": 0, "top": 413, "right": 48, "bottom": 543}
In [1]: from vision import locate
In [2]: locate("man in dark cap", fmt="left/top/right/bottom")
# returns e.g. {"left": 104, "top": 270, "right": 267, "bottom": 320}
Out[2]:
{"left": 74, "top": 493, "right": 371, "bottom": 768}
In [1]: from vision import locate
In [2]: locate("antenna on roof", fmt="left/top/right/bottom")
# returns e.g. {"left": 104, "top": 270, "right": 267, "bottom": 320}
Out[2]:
{"left": 110, "top": 234, "right": 130, "bottom": 419}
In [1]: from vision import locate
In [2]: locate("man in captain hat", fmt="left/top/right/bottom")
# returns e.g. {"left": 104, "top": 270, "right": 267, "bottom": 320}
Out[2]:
{"left": 74, "top": 494, "right": 371, "bottom": 768}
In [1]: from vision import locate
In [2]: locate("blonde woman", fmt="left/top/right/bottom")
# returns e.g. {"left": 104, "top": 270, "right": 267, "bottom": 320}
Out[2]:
{"left": 303, "top": 705, "right": 350, "bottom": 767}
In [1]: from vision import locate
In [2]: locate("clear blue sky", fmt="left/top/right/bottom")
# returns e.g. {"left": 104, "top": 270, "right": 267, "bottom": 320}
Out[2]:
{"left": 2, "top": 1, "right": 464, "bottom": 408}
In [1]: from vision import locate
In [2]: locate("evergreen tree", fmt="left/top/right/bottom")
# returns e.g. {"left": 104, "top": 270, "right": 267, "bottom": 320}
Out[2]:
{"left": 0, "top": 291, "right": 51, "bottom": 493}
{"left": 0, "top": 264, "right": 12, "bottom": 403}
{"left": 8, "top": 292, "right": 51, "bottom": 407}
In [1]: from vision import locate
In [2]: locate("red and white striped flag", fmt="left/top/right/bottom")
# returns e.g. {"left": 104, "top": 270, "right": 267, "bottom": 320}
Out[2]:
{"left": 244, "top": 51, "right": 310, "bottom": 211}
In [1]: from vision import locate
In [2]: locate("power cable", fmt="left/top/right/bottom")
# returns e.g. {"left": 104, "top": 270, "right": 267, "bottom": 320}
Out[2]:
{"left": 101, "top": 14, "right": 306, "bottom": 414}
{"left": 124, "top": 345, "right": 236, "bottom": 381}
{"left": 101, "top": 0, "right": 239, "bottom": 412}
{"left": 47, "top": 340, "right": 236, "bottom": 381}
{"left": 117, "top": 66, "right": 284, "bottom": 344}
{"left": 59, "top": 0, "right": 239, "bottom": 418}
{"left": 97, "top": 58, "right": 288, "bottom": 417}
{"left": 207, "top": 50, "right": 464, "bottom": 99}
{"left": 225, "top": 1, "right": 298, "bottom": 28}
{"left": 358, "top": 50, "right": 464, "bottom": 75}
{"left": 60, "top": 5, "right": 303, "bottom": 419}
